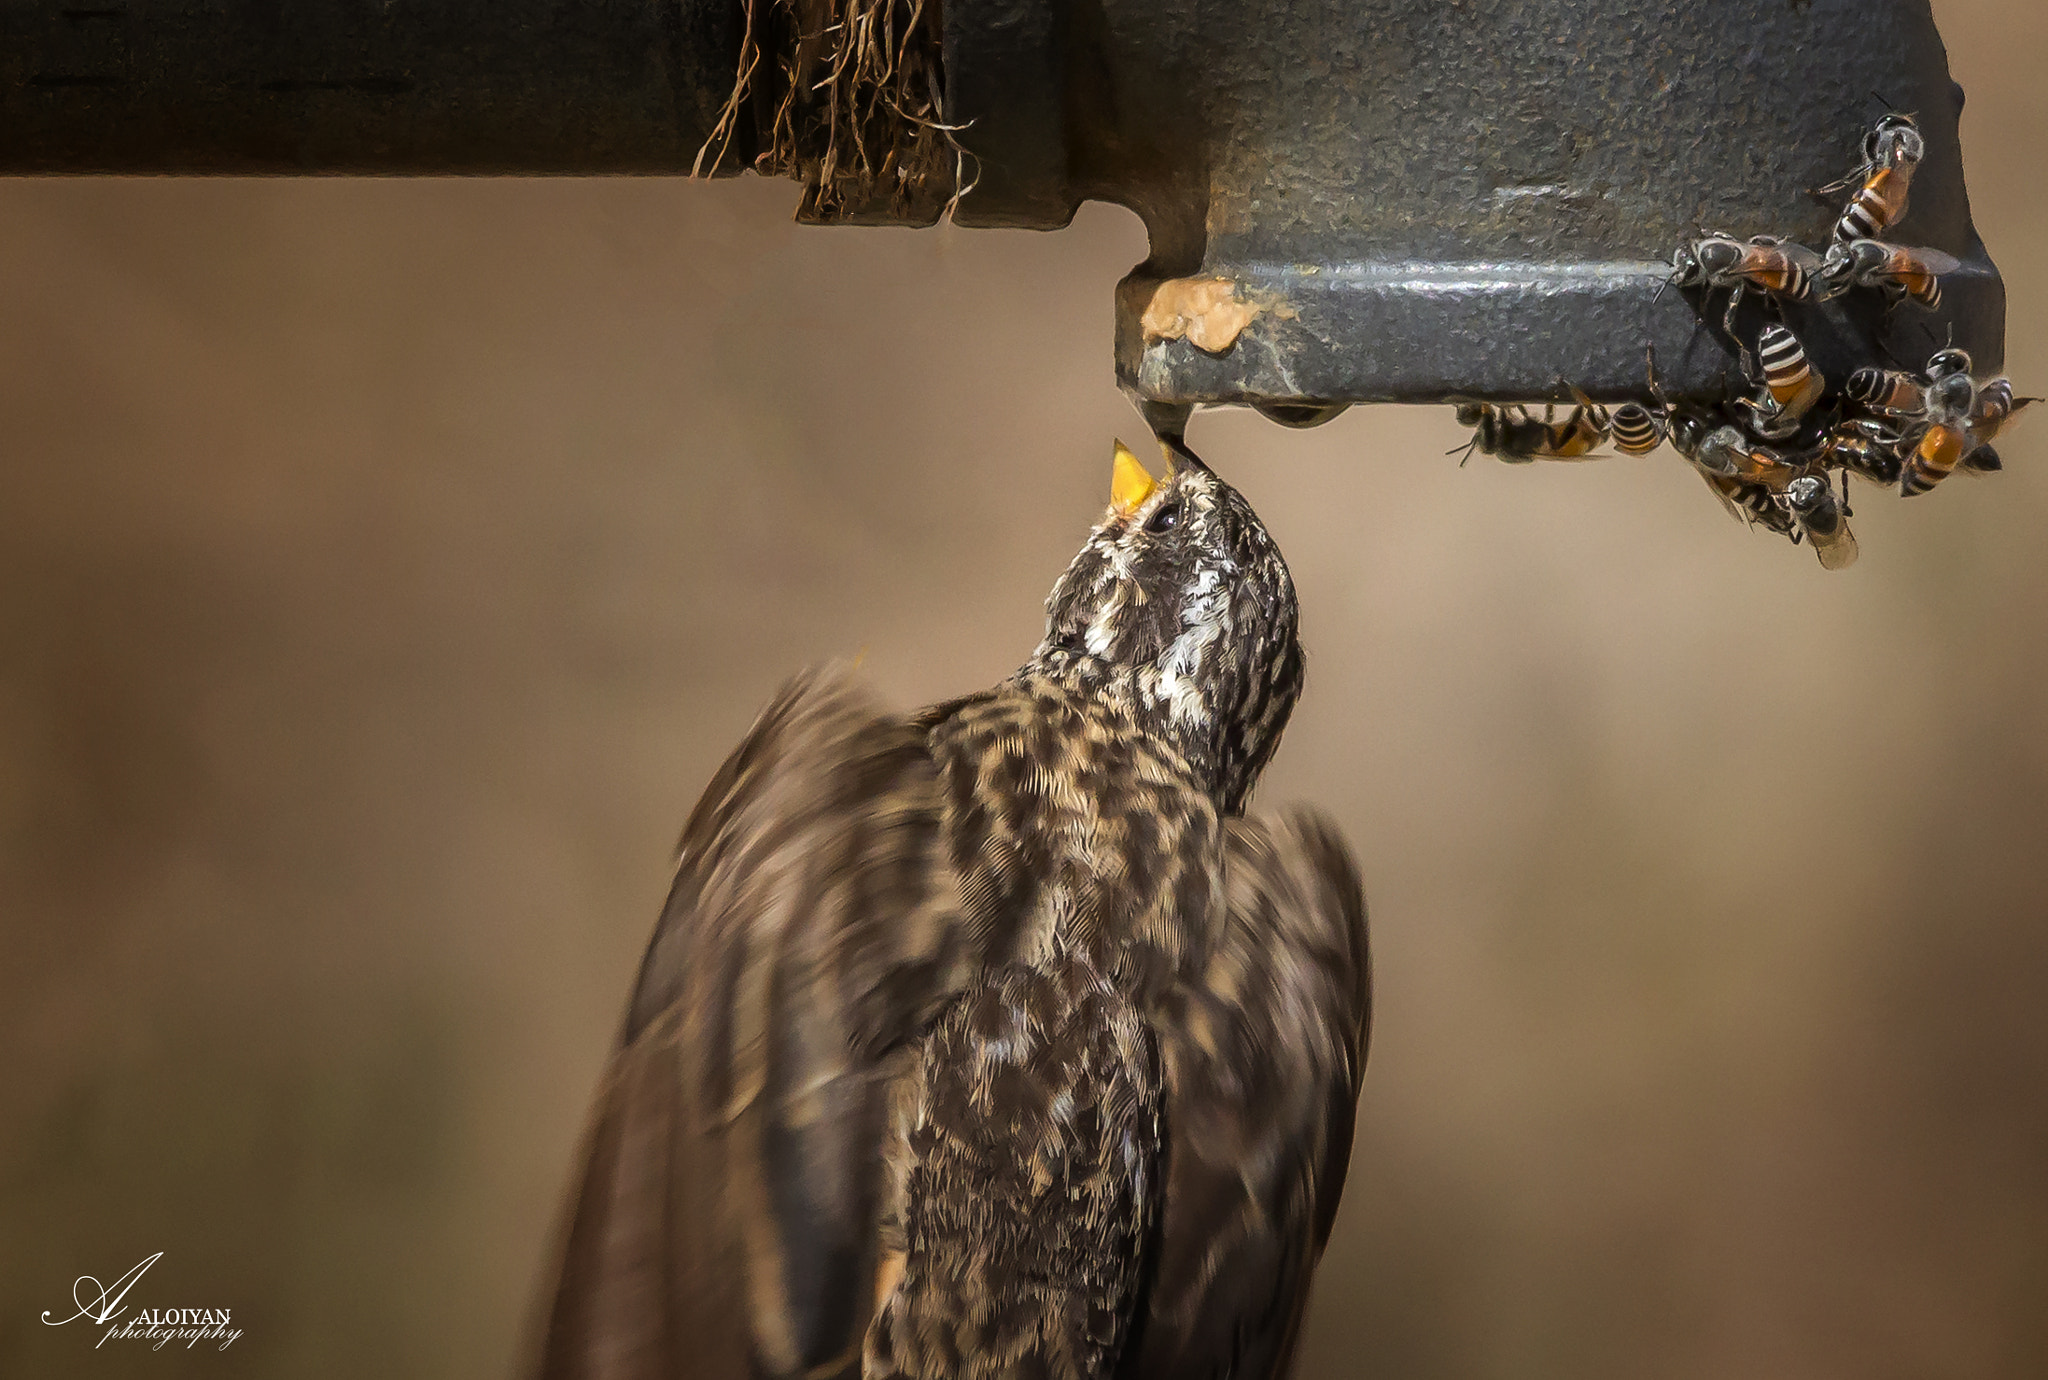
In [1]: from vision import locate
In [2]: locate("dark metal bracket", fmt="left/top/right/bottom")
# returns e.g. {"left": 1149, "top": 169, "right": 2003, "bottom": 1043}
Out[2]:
{"left": 0, "top": 0, "right": 2004, "bottom": 417}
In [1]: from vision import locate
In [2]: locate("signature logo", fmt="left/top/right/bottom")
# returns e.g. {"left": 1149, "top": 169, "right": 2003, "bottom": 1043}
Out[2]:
{"left": 42, "top": 1253, "right": 242, "bottom": 1351}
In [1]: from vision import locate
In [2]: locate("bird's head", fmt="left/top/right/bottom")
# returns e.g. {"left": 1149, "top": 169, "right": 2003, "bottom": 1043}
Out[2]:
{"left": 1026, "top": 438, "right": 1302, "bottom": 814}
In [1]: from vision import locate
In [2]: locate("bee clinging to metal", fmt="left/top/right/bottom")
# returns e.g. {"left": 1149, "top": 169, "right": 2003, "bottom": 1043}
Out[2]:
{"left": 1924, "top": 347, "right": 1973, "bottom": 380}
{"left": 1967, "top": 376, "right": 2036, "bottom": 445}
{"left": 1784, "top": 474, "right": 1860, "bottom": 570}
{"left": 1668, "top": 233, "right": 1824, "bottom": 341}
{"left": 1955, "top": 376, "right": 2038, "bottom": 473}
{"left": 1451, "top": 389, "right": 1608, "bottom": 464}
{"left": 1821, "top": 238, "right": 1961, "bottom": 309}
{"left": 1692, "top": 425, "right": 1803, "bottom": 491}
{"left": 1843, "top": 366, "right": 1928, "bottom": 419}
{"left": 1820, "top": 110, "right": 1925, "bottom": 243}
{"left": 1900, "top": 368, "right": 1979, "bottom": 497}
{"left": 1666, "top": 419, "right": 1798, "bottom": 537}
{"left": 1608, "top": 344, "right": 1674, "bottom": 456}
{"left": 1736, "top": 323, "right": 1826, "bottom": 440}
{"left": 1608, "top": 403, "right": 1666, "bottom": 455}
{"left": 1816, "top": 417, "right": 1909, "bottom": 487}
{"left": 1701, "top": 472, "right": 1799, "bottom": 537}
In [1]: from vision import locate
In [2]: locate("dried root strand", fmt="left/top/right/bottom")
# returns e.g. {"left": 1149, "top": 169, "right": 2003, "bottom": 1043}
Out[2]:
{"left": 697, "top": 0, "right": 964, "bottom": 224}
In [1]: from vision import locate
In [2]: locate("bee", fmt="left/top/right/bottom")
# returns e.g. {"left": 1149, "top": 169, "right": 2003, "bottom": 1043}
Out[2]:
{"left": 1736, "top": 323, "right": 1826, "bottom": 439}
{"left": 1692, "top": 425, "right": 1803, "bottom": 489}
{"left": 1924, "top": 347, "right": 1973, "bottom": 380}
{"left": 1815, "top": 418, "right": 1908, "bottom": 486}
{"left": 1784, "top": 475, "right": 1860, "bottom": 570}
{"left": 1924, "top": 369, "right": 1978, "bottom": 420}
{"left": 1967, "top": 377, "right": 2035, "bottom": 441}
{"left": 1701, "top": 473, "right": 1799, "bottom": 536}
{"left": 1609, "top": 403, "right": 1667, "bottom": 455}
{"left": 1663, "top": 408, "right": 1715, "bottom": 464}
{"left": 1901, "top": 425, "right": 1965, "bottom": 496}
{"left": 1669, "top": 234, "right": 1824, "bottom": 340}
{"left": 1843, "top": 366, "right": 1928, "bottom": 418}
{"left": 1608, "top": 342, "right": 1680, "bottom": 456}
{"left": 1656, "top": 399, "right": 1793, "bottom": 537}
{"left": 1821, "top": 239, "right": 1961, "bottom": 309}
{"left": 1451, "top": 391, "right": 1608, "bottom": 464}
{"left": 1822, "top": 111, "right": 1925, "bottom": 242}
{"left": 1899, "top": 370, "right": 1978, "bottom": 497}
{"left": 1960, "top": 376, "right": 2038, "bottom": 470}
{"left": 1678, "top": 425, "right": 1801, "bottom": 536}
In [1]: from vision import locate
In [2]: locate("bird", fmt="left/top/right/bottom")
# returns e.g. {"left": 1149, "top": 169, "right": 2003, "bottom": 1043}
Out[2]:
{"left": 533, "top": 437, "right": 1372, "bottom": 1380}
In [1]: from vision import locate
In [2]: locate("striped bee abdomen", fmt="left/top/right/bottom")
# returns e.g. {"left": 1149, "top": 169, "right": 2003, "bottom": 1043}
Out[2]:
{"left": 1845, "top": 366, "right": 1926, "bottom": 416}
{"left": 1609, "top": 403, "right": 1665, "bottom": 455}
{"left": 1758, "top": 325, "right": 1814, "bottom": 406}
{"left": 1901, "top": 424, "right": 1966, "bottom": 496}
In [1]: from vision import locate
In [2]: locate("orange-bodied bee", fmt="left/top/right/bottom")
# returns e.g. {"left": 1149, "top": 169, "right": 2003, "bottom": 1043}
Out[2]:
{"left": 1823, "top": 111, "right": 1925, "bottom": 242}
{"left": 1843, "top": 366, "right": 1927, "bottom": 418}
{"left": 1822, "top": 239, "right": 1961, "bottom": 309}
{"left": 1669, "top": 233, "right": 1824, "bottom": 339}
{"left": 1900, "top": 371, "right": 1978, "bottom": 497}
{"left": 1784, "top": 474, "right": 1860, "bottom": 570}
{"left": 1451, "top": 391, "right": 1608, "bottom": 464}
{"left": 1901, "top": 424, "right": 1966, "bottom": 496}
{"left": 1737, "top": 323, "right": 1826, "bottom": 439}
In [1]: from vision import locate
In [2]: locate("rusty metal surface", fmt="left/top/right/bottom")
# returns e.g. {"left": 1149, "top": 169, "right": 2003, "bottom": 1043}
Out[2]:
{"left": 945, "top": 0, "right": 2005, "bottom": 406}
{"left": 0, "top": 0, "right": 2007, "bottom": 408}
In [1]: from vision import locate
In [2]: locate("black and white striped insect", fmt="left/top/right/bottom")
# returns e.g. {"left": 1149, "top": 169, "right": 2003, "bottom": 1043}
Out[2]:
{"left": 1608, "top": 403, "right": 1667, "bottom": 455}
{"left": 1843, "top": 366, "right": 1928, "bottom": 418}
{"left": 1736, "top": 323, "right": 1826, "bottom": 440}
{"left": 1822, "top": 111, "right": 1924, "bottom": 243}
{"left": 1785, "top": 474, "right": 1860, "bottom": 570}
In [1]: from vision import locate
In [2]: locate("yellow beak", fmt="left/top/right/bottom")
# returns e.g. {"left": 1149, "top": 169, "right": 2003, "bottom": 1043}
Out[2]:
{"left": 1111, "top": 439, "right": 1159, "bottom": 516}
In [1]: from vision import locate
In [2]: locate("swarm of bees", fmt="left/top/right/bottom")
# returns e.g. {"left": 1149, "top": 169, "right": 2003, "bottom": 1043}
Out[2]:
{"left": 1450, "top": 110, "right": 2032, "bottom": 571}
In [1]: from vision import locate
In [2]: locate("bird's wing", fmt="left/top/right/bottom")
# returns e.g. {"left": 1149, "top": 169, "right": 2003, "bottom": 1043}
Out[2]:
{"left": 1126, "top": 807, "right": 1372, "bottom": 1380}
{"left": 534, "top": 665, "right": 969, "bottom": 1380}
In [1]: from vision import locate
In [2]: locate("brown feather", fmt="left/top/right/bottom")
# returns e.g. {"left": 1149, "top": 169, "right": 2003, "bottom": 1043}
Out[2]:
{"left": 1125, "top": 809, "right": 1372, "bottom": 1380}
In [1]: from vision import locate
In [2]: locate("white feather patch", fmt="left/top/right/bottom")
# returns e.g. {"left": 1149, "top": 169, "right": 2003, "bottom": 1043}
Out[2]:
{"left": 1144, "top": 563, "right": 1234, "bottom": 727}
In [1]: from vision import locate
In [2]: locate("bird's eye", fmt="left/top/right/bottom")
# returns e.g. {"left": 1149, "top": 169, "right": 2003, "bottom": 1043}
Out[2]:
{"left": 1145, "top": 502, "right": 1182, "bottom": 534}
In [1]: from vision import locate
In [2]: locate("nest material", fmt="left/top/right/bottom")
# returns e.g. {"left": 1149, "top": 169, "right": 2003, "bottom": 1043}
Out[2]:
{"left": 696, "top": 0, "right": 965, "bottom": 224}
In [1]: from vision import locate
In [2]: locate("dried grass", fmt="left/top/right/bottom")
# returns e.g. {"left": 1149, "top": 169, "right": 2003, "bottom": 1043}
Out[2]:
{"left": 695, "top": 0, "right": 970, "bottom": 224}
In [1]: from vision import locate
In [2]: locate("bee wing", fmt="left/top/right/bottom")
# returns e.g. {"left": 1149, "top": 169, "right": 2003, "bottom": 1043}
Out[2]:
{"left": 1775, "top": 240, "right": 1827, "bottom": 274}
{"left": 1126, "top": 809, "right": 1371, "bottom": 1380}
{"left": 1700, "top": 473, "right": 1748, "bottom": 525}
{"left": 1907, "top": 246, "right": 1963, "bottom": 275}
{"left": 1813, "top": 526, "right": 1860, "bottom": 571}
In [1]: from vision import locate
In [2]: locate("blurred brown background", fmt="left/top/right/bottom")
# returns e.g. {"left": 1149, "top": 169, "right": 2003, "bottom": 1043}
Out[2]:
{"left": 2, "top": 2, "right": 2043, "bottom": 1375}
